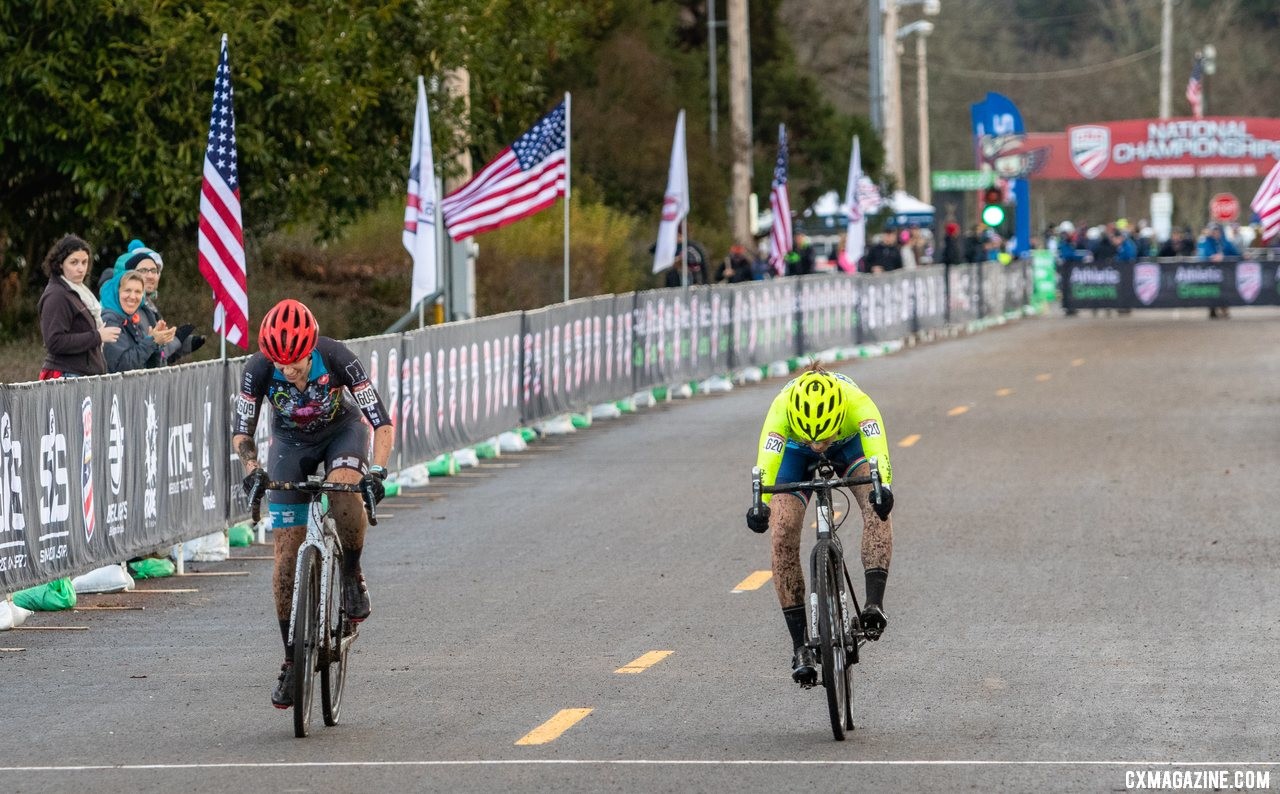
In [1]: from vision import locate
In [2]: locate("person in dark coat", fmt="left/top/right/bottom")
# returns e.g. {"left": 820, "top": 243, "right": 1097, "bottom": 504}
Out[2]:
{"left": 102, "top": 271, "right": 165, "bottom": 373}
{"left": 37, "top": 234, "right": 116, "bottom": 379}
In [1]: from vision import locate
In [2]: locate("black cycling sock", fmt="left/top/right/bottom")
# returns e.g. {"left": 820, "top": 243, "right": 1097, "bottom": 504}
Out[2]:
{"left": 278, "top": 618, "right": 292, "bottom": 658}
{"left": 342, "top": 546, "right": 362, "bottom": 576}
{"left": 782, "top": 605, "right": 807, "bottom": 649}
{"left": 865, "top": 567, "right": 888, "bottom": 608}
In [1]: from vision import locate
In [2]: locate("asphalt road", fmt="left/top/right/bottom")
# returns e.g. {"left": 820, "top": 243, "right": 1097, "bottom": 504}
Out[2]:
{"left": 4, "top": 307, "right": 1279, "bottom": 793}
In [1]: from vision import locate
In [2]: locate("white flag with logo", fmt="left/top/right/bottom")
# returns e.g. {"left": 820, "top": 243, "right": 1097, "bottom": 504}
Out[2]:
{"left": 403, "top": 75, "right": 439, "bottom": 307}
{"left": 843, "top": 135, "right": 866, "bottom": 266}
{"left": 652, "top": 110, "right": 689, "bottom": 274}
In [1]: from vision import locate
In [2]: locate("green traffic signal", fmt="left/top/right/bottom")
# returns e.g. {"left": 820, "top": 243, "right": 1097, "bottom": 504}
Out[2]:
{"left": 981, "top": 203, "right": 1006, "bottom": 227}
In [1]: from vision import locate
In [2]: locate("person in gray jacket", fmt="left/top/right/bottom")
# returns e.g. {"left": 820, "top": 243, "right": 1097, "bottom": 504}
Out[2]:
{"left": 102, "top": 271, "right": 165, "bottom": 373}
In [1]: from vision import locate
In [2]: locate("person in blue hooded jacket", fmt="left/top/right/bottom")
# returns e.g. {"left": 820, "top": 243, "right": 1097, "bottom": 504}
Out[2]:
{"left": 102, "top": 271, "right": 165, "bottom": 372}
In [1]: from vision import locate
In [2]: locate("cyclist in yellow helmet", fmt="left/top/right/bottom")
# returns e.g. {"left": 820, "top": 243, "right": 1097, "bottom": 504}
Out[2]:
{"left": 746, "top": 367, "right": 894, "bottom": 685}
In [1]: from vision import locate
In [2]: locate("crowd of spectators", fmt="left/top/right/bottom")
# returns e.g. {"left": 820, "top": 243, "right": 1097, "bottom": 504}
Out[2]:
{"left": 35, "top": 235, "right": 204, "bottom": 381}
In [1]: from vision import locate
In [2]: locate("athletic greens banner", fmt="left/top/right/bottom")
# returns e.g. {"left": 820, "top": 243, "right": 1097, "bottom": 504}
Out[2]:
{"left": 1062, "top": 260, "right": 1280, "bottom": 310}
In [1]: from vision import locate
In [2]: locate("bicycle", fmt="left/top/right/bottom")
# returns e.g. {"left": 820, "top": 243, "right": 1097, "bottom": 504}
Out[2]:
{"left": 252, "top": 479, "right": 378, "bottom": 738}
{"left": 751, "top": 456, "right": 883, "bottom": 741}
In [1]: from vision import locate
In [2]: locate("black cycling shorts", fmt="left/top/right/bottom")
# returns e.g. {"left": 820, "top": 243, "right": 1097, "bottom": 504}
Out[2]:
{"left": 267, "top": 418, "right": 370, "bottom": 525}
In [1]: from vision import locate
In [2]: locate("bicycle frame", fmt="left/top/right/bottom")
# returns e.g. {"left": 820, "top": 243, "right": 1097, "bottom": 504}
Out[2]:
{"left": 287, "top": 493, "right": 341, "bottom": 650}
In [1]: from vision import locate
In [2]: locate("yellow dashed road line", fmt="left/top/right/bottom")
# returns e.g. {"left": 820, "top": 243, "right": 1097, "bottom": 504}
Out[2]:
{"left": 995, "top": 388, "right": 1014, "bottom": 397}
{"left": 616, "top": 650, "right": 673, "bottom": 674}
{"left": 1035, "top": 373, "right": 1053, "bottom": 382}
{"left": 947, "top": 405, "right": 969, "bottom": 416}
{"left": 1071, "top": 358, "right": 1085, "bottom": 367}
{"left": 515, "top": 708, "right": 593, "bottom": 745}
{"left": 732, "top": 570, "right": 772, "bottom": 593}
{"left": 898, "top": 434, "right": 921, "bottom": 448}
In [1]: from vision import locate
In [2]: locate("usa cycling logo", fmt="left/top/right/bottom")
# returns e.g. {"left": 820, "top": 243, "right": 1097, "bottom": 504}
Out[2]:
{"left": 1069, "top": 125, "right": 1110, "bottom": 180}
{"left": 1236, "top": 262, "right": 1261, "bottom": 303}
{"left": 80, "top": 397, "right": 95, "bottom": 544}
{"left": 1134, "top": 263, "right": 1161, "bottom": 305}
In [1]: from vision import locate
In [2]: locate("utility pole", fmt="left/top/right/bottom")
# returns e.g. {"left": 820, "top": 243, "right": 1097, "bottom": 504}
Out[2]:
{"left": 708, "top": 0, "right": 719, "bottom": 149}
{"left": 883, "top": 0, "right": 902, "bottom": 191}
{"left": 443, "top": 68, "right": 475, "bottom": 320}
{"left": 869, "top": 0, "right": 883, "bottom": 135}
{"left": 1152, "top": 0, "right": 1174, "bottom": 241}
{"left": 727, "top": 0, "right": 752, "bottom": 245}
{"left": 916, "top": 31, "right": 931, "bottom": 203}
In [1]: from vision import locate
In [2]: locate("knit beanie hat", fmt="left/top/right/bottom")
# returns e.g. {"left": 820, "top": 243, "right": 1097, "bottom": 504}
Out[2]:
{"left": 113, "top": 239, "right": 164, "bottom": 275}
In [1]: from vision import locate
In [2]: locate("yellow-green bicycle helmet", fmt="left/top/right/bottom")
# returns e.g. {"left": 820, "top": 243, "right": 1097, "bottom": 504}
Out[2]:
{"left": 786, "top": 370, "right": 847, "bottom": 442}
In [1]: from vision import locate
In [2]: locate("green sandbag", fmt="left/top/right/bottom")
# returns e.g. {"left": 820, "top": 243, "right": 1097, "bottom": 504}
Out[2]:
{"left": 12, "top": 577, "right": 77, "bottom": 611}
{"left": 569, "top": 413, "right": 591, "bottom": 429}
{"left": 383, "top": 481, "right": 401, "bottom": 498}
{"left": 427, "top": 453, "right": 457, "bottom": 477}
{"left": 518, "top": 427, "right": 538, "bottom": 442}
{"left": 228, "top": 522, "right": 255, "bottom": 547}
{"left": 473, "top": 441, "right": 499, "bottom": 459}
{"left": 615, "top": 399, "right": 635, "bottom": 413}
{"left": 651, "top": 386, "right": 669, "bottom": 402}
{"left": 128, "top": 557, "right": 176, "bottom": 579}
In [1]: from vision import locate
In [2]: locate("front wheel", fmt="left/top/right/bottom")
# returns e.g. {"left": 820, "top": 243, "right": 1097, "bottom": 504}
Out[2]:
{"left": 292, "top": 546, "right": 322, "bottom": 738}
{"left": 812, "top": 538, "right": 849, "bottom": 741}
{"left": 321, "top": 533, "right": 349, "bottom": 726}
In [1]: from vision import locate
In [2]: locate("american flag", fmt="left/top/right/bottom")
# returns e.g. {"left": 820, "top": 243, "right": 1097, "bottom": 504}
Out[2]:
{"left": 441, "top": 101, "right": 567, "bottom": 241}
{"left": 1185, "top": 53, "right": 1204, "bottom": 119}
{"left": 197, "top": 35, "right": 248, "bottom": 347}
{"left": 769, "top": 124, "right": 792, "bottom": 276}
{"left": 1250, "top": 158, "right": 1280, "bottom": 243}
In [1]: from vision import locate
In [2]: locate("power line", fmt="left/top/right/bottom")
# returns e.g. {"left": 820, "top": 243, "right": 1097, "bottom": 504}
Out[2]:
{"left": 932, "top": 44, "right": 1161, "bottom": 80}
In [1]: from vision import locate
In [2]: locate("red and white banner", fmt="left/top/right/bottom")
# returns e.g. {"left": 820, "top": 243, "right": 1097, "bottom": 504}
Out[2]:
{"left": 979, "top": 117, "right": 1280, "bottom": 181}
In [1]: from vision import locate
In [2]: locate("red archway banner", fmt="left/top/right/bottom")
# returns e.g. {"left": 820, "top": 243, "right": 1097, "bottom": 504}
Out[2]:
{"left": 979, "top": 116, "right": 1280, "bottom": 181}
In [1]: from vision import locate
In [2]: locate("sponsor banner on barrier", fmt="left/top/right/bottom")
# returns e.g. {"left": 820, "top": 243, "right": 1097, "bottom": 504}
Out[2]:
{"left": 525, "top": 298, "right": 631, "bottom": 416}
{"left": 949, "top": 264, "right": 982, "bottom": 325}
{"left": 860, "top": 270, "right": 914, "bottom": 342}
{"left": 727, "top": 280, "right": 797, "bottom": 371}
{"left": 1062, "top": 260, "right": 1280, "bottom": 309}
{"left": 915, "top": 267, "right": 948, "bottom": 331}
{"left": 797, "top": 275, "right": 859, "bottom": 353}
{"left": 631, "top": 287, "right": 733, "bottom": 390}
{"left": 0, "top": 365, "right": 227, "bottom": 594}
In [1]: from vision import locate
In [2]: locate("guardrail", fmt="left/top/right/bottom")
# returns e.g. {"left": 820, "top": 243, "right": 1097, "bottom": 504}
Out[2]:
{"left": 0, "top": 262, "right": 1030, "bottom": 594}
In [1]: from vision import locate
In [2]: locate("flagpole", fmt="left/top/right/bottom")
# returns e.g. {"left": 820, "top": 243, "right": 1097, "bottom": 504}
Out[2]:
{"left": 681, "top": 217, "right": 688, "bottom": 288}
{"left": 563, "top": 92, "right": 572, "bottom": 304}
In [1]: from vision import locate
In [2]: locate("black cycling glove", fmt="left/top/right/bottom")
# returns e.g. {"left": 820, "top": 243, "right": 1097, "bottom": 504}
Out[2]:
{"left": 360, "top": 467, "right": 387, "bottom": 505}
{"left": 746, "top": 503, "right": 771, "bottom": 533}
{"left": 242, "top": 468, "right": 268, "bottom": 505}
{"left": 872, "top": 485, "right": 894, "bottom": 522}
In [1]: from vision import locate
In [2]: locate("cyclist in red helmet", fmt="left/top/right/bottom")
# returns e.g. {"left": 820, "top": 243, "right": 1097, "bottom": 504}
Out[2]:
{"left": 232, "top": 298, "right": 394, "bottom": 709}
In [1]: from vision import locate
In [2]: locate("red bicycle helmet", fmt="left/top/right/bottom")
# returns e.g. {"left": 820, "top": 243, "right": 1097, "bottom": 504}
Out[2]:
{"left": 259, "top": 299, "right": 318, "bottom": 365}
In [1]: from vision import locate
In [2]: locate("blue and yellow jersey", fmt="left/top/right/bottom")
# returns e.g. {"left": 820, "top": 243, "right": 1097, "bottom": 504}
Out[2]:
{"left": 754, "top": 372, "right": 892, "bottom": 501}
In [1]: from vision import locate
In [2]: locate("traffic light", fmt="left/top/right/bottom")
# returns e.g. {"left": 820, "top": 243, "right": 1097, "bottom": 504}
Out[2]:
{"left": 980, "top": 186, "right": 1006, "bottom": 228}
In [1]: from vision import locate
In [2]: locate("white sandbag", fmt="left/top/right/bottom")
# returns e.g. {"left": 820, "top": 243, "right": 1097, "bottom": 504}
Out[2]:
{"left": 699, "top": 375, "right": 734, "bottom": 393}
{"left": 814, "top": 347, "right": 842, "bottom": 365}
{"left": 453, "top": 448, "right": 480, "bottom": 468}
{"left": 535, "top": 414, "right": 576, "bottom": 436}
{"left": 174, "top": 530, "right": 230, "bottom": 563}
{"left": 631, "top": 390, "right": 656, "bottom": 409}
{"left": 497, "top": 431, "right": 528, "bottom": 453}
{"left": 590, "top": 403, "right": 622, "bottom": 420}
{"left": 733, "top": 367, "right": 764, "bottom": 385}
{"left": 72, "top": 564, "right": 135, "bottom": 594}
{"left": 670, "top": 383, "right": 694, "bottom": 400}
{"left": 397, "top": 463, "right": 431, "bottom": 487}
{"left": 767, "top": 360, "right": 791, "bottom": 377}
{"left": 0, "top": 600, "right": 32, "bottom": 631}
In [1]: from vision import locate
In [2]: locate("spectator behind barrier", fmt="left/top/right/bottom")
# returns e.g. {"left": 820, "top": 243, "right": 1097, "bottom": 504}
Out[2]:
{"left": 37, "top": 234, "right": 115, "bottom": 380}
{"left": 100, "top": 239, "right": 205, "bottom": 364}
{"left": 102, "top": 270, "right": 165, "bottom": 373}
{"left": 1198, "top": 224, "right": 1239, "bottom": 320}
{"left": 716, "top": 245, "right": 754, "bottom": 283}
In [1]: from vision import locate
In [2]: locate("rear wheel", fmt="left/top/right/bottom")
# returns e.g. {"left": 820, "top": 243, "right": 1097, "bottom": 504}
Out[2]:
{"left": 813, "top": 538, "right": 849, "bottom": 740}
{"left": 292, "top": 546, "right": 321, "bottom": 738}
{"left": 321, "top": 531, "right": 349, "bottom": 726}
